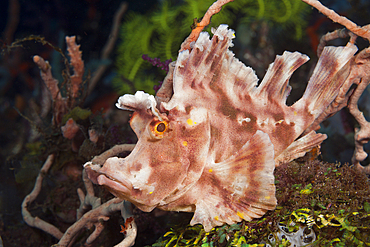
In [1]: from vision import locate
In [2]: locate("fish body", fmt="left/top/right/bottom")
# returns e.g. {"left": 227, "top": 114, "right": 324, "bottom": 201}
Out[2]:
{"left": 85, "top": 25, "right": 357, "bottom": 231}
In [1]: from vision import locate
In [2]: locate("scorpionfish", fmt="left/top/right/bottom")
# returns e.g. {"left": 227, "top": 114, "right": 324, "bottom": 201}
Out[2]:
{"left": 85, "top": 25, "right": 357, "bottom": 231}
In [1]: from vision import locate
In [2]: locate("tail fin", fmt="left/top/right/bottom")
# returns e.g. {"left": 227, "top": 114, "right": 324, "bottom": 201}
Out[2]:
{"left": 297, "top": 43, "right": 357, "bottom": 118}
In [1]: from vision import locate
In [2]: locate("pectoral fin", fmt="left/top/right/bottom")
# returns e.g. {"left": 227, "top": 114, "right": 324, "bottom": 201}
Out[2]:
{"left": 275, "top": 130, "right": 327, "bottom": 166}
{"left": 190, "top": 130, "right": 276, "bottom": 231}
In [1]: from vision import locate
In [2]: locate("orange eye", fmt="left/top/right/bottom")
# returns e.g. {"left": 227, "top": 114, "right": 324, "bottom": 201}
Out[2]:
{"left": 149, "top": 120, "right": 169, "bottom": 139}
{"left": 154, "top": 121, "right": 168, "bottom": 134}
{"left": 156, "top": 122, "right": 167, "bottom": 133}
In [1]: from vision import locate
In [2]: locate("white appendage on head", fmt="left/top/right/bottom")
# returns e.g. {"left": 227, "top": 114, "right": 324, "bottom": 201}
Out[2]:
{"left": 116, "top": 91, "right": 162, "bottom": 120}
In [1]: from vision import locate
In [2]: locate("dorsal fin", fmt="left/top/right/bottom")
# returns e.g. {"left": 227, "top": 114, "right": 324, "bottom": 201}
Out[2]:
{"left": 295, "top": 42, "right": 357, "bottom": 118}
{"left": 189, "top": 130, "right": 276, "bottom": 231}
{"left": 162, "top": 24, "right": 259, "bottom": 111}
{"left": 252, "top": 51, "right": 309, "bottom": 105}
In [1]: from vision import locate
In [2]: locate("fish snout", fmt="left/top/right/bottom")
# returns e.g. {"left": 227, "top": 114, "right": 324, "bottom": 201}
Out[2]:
{"left": 83, "top": 161, "right": 102, "bottom": 184}
{"left": 84, "top": 158, "right": 133, "bottom": 196}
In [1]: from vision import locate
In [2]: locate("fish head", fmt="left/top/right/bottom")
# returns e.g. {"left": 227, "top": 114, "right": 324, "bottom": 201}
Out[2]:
{"left": 86, "top": 91, "right": 211, "bottom": 211}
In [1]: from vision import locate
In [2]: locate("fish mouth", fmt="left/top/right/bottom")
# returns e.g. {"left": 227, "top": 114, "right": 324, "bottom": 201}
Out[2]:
{"left": 96, "top": 174, "right": 132, "bottom": 195}
{"left": 84, "top": 161, "right": 133, "bottom": 195}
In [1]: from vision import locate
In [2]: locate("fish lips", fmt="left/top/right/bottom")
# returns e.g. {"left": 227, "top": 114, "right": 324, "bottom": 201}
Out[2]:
{"left": 84, "top": 161, "right": 133, "bottom": 196}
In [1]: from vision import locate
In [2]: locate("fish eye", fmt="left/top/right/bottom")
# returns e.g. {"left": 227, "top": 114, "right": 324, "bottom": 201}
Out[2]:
{"left": 156, "top": 122, "right": 167, "bottom": 133}
{"left": 149, "top": 120, "right": 169, "bottom": 139}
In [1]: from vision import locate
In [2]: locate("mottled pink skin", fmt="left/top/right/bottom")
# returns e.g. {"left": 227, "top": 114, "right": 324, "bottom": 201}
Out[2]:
{"left": 85, "top": 25, "right": 358, "bottom": 231}
{"left": 92, "top": 108, "right": 211, "bottom": 212}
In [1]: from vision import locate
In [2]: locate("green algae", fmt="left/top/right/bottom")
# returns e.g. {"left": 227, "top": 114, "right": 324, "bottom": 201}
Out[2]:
{"left": 149, "top": 160, "right": 370, "bottom": 246}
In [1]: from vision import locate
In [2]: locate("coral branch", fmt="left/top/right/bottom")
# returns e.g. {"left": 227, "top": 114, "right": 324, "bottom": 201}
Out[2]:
{"left": 347, "top": 48, "right": 370, "bottom": 173}
{"left": 305, "top": 43, "right": 370, "bottom": 174}
{"left": 155, "top": 61, "right": 176, "bottom": 108}
{"left": 317, "top": 28, "right": 354, "bottom": 57}
{"left": 34, "top": 36, "right": 86, "bottom": 125}
{"left": 91, "top": 144, "right": 135, "bottom": 165}
{"left": 33, "top": 55, "right": 67, "bottom": 125}
{"left": 86, "top": 221, "right": 105, "bottom": 244}
{"left": 301, "top": 0, "right": 370, "bottom": 41}
{"left": 61, "top": 118, "right": 80, "bottom": 139}
{"left": 3, "top": 0, "right": 19, "bottom": 45}
{"left": 66, "top": 36, "right": 84, "bottom": 100}
{"left": 21, "top": 154, "right": 64, "bottom": 240}
{"left": 115, "top": 220, "right": 137, "bottom": 247}
{"left": 180, "top": 0, "right": 234, "bottom": 52}
{"left": 33, "top": 55, "right": 62, "bottom": 102}
{"left": 88, "top": 2, "right": 128, "bottom": 94}
{"left": 77, "top": 169, "right": 102, "bottom": 219}
{"left": 304, "top": 29, "right": 367, "bottom": 136}
{"left": 57, "top": 198, "right": 123, "bottom": 247}
{"left": 349, "top": 80, "right": 370, "bottom": 161}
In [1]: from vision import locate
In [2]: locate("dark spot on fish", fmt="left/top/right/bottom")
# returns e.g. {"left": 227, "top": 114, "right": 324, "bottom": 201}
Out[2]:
{"left": 185, "top": 105, "right": 192, "bottom": 114}
{"left": 209, "top": 62, "right": 219, "bottom": 76}
{"left": 131, "top": 189, "right": 142, "bottom": 198}
{"left": 221, "top": 102, "right": 238, "bottom": 119}
{"left": 272, "top": 113, "right": 285, "bottom": 122}
{"left": 191, "top": 48, "right": 202, "bottom": 68}
{"left": 156, "top": 123, "right": 166, "bottom": 132}
{"left": 209, "top": 74, "right": 240, "bottom": 119}
{"left": 204, "top": 37, "right": 219, "bottom": 64}
{"left": 242, "top": 94, "right": 252, "bottom": 102}
{"left": 131, "top": 162, "right": 142, "bottom": 172}
{"left": 271, "top": 120, "right": 296, "bottom": 149}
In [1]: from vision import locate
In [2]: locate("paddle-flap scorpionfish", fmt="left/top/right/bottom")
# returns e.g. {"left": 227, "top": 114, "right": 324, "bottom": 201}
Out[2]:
{"left": 85, "top": 24, "right": 357, "bottom": 231}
